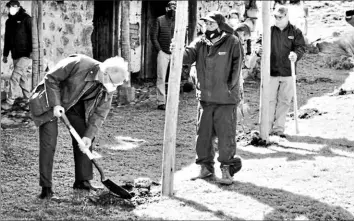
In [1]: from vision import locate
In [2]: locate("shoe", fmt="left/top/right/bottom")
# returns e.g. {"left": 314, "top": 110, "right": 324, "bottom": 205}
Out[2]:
{"left": 191, "top": 165, "right": 214, "bottom": 180}
{"left": 215, "top": 165, "right": 234, "bottom": 185}
{"left": 157, "top": 104, "right": 166, "bottom": 110}
{"left": 73, "top": 180, "right": 99, "bottom": 191}
{"left": 39, "top": 187, "right": 53, "bottom": 199}
{"left": 1, "top": 102, "right": 13, "bottom": 111}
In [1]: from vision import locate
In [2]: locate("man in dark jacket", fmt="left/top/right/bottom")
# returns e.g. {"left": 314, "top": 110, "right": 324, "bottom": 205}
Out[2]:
{"left": 29, "top": 54, "right": 129, "bottom": 199}
{"left": 150, "top": 1, "right": 176, "bottom": 110}
{"left": 2, "top": 0, "right": 32, "bottom": 111}
{"left": 181, "top": 11, "right": 243, "bottom": 185}
{"left": 269, "top": 5, "right": 305, "bottom": 138}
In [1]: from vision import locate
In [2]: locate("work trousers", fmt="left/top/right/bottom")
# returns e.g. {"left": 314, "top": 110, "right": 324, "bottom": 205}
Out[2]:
{"left": 195, "top": 101, "right": 242, "bottom": 173}
{"left": 269, "top": 76, "right": 294, "bottom": 134}
{"left": 7, "top": 57, "right": 32, "bottom": 105}
{"left": 39, "top": 101, "right": 93, "bottom": 187}
{"left": 156, "top": 50, "right": 171, "bottom": 105}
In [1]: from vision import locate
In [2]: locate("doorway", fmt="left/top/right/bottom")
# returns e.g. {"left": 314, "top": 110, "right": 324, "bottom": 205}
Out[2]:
{"left": 91, "top": 1, "right": 120, "bottom": 62}
{"left": 141, "top": 1, "right": 170, "bottom": 79}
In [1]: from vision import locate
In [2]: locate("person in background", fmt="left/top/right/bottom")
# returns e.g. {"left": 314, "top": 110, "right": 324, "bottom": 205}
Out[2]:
{"left": 228, "top": 10, "right": 241, "bottom": 29}
{"left": 267, "top": 5, "right": 306, "bottom": 138}
{"left": 150, "top": 1, "right": 176, "bottom": 110}
{"left": 2, "top": 0, "right": 32, "bottom": 111}
{"left": 29, "top": 54, "right": 129, "bottom": 199}
{"left": 176, "top": 11, "right": 243, "bottom": 185}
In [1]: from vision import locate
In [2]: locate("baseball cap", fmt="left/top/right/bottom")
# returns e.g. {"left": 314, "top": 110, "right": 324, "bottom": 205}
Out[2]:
{"left": 6, "top": 0, "right": 20, "bottom": 7}
{"left": 273, "top": 5, "right": 288, "bottom": 16}
{"left": 201, "top": 11, "right": 234, "bottom": 34}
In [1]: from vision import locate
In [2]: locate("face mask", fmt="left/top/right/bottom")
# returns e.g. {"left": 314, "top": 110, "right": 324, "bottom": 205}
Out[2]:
{"left": 167, "top": 10, "right": 175, "bottom": 18}
{"left": 9, "top": 7, "right": 18, "bottom": 16}
{"left": 205, "top": 29, "right": 221, "bottom": 40}
{"left": 229, "top": 18, "right": 239, "bottom": 28}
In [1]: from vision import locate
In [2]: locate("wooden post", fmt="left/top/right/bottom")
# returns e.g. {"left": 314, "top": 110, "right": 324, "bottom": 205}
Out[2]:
{"left": 259, "top": 1, "right": 271, "bottom": 143}
{"left": 31, "top": 0, "right": 43, "bottom": 89}
{"left": 161, "top": 1, "right": 188, "bottom": 197}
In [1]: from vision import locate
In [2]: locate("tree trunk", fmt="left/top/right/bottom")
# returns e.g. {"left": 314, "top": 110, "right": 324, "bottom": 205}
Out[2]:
{"left": 117, "top": 1, "right": 134, "bottom": 105}
{"left": 31, "top": 0, "right": 43, "bottom": 89}
{"left": 120, "top": 0, "right": 131, "bottom": 85}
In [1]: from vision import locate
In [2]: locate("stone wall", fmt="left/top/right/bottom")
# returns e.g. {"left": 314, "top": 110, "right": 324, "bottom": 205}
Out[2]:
{"left": 42, "top": 1, "right": 94, "bottom": 73}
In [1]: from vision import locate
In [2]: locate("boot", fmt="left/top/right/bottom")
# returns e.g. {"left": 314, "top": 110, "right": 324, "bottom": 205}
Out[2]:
{"left": 191, "top": 165, "right": 214, "bottom": 181}
{"left": 216, "top": 165, "right": 233, "bottom": 185}
{"left": 39, "top": 187, "right": 53, "bottom": 199}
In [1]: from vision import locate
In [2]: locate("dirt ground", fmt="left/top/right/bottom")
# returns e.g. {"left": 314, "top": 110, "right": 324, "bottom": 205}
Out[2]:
{"left": 1, "top": 1, "right": 354, "bottom": 220}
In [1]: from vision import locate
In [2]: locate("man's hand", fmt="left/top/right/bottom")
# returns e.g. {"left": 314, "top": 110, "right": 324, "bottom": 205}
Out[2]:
{"left": 29, "top": 52, "right": 34, "bottom": 59}
{"left": 53, "top": 105, "right": 65, "bottom": 118}
{"left": 79, "top": 137, "right": 92, "bottom": 152}
{"left": 289, "top": 51, "right": 298, "bottom": 62}
{"left": 2, "top": 56, "right": 8, "bottom": 63}
{"left": 170, "top": 38, "right": 176, "bottom": 52}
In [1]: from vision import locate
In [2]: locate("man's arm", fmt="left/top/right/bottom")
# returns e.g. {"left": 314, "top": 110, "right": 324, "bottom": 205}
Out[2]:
{"left": 150, "top": 19, "right": 162, "bottom": 52}
{"left": 293, "top": 28, "right": 306, "bottom": 61}
{"left": 183, "top": 39, "right": 199, "bottom": 65}
{"left": 230, "top": 39, "right": 244, "bottom": 91}
{"left": 84, "top": 93, "right": 113, "bottom": 139}
{"left": 44, "top": 57, "right": 77, "bottom": 107}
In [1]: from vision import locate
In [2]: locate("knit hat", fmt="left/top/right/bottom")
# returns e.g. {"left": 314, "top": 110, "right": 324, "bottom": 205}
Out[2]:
{"left": 201, "top": 11, "right": 234, "bottom": 34}
{"left": 167, "top": 1, "right": 176, "bottom": 7}
{"left": 6, "top": 0, "right": 20, "bottom": 7}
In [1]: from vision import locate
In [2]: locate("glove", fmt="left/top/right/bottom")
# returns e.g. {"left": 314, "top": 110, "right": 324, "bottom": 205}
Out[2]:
{"left": 53, "top": 105, "right": 65, "bottom": 118}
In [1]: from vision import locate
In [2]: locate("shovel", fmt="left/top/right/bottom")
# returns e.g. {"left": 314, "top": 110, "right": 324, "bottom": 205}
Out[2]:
{"left": 291, "top": 61, "right": 300, "bottom": 134}
{"left": 60, "top": 112, "right": 133, "bottom": 199}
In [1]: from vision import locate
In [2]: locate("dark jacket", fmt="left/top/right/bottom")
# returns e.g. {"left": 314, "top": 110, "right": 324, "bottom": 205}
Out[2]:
{"left": 31, "top": 54, "right": 113, "bottom": 139}
{"left": 150, "top": 14, "right": 175, "bottom": 54}
{"left": 271, "top": 23, "right": 305, "bottom": 77}
{"left": 183, "top": 32, "right": 244, "bottom": 105}
{"left": 3, "top": 7, "right": 32, "bottom": 60}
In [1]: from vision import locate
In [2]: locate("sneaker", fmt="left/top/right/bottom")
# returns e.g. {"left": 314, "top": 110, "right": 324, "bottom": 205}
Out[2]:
{"left": 73, "top": 180, "right": 99, "bottom": 191}
{"left": 157, "top": 104, "right": 166, "bottom": 110}
{"left": 1, "top": 102, "right": 13, "bottom": 111}
{"left": 39, "top": 187, "right": 54, "bottom": 199}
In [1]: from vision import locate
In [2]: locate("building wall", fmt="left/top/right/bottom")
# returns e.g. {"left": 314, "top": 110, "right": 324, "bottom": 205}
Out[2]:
{"left": 1, "top": 0, "right": 247, "bottom": 93}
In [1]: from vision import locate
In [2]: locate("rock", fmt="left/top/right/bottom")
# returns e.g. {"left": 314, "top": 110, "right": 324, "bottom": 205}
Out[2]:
{"left": 1, "top": 117, "right": 16, "bottom": 128}
{"left": 134, "top": 177, "right": 152, "bottom": 189}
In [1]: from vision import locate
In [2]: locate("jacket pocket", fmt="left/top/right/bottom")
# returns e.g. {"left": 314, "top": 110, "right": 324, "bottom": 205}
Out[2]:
{"left": 29, "top": 84, "right": 51, "bottom": 116}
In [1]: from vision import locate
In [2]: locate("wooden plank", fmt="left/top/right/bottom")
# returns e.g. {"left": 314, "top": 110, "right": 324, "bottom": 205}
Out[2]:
{"left": 161, "top": 1, "right": 188, "bottom": 197}
{"left": 259, "top": 1, "right": 271, "bottom": 143}
{"left": 31, "top": 0, "right": 39, "bottom": 90}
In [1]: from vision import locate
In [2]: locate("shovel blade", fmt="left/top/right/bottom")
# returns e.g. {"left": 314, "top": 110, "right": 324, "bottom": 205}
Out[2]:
{"left": 103, "top": 179, "right": 133, "bottom": 199}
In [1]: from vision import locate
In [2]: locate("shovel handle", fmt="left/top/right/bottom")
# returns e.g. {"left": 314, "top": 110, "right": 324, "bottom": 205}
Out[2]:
{"left": 60, "top": 113, "right": 95, "bottom": 160}
{"left": 291, "top": 61, "right": 300, "bottom": 134}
